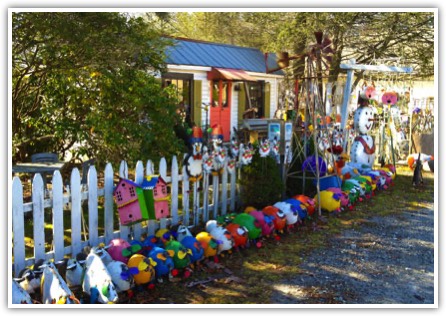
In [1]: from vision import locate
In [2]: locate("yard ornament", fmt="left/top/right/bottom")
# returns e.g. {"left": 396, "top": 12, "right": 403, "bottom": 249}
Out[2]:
{"left": 314, "top": 190, "right": 341, "bottom": 213}
{"left": 106, "top": 260, "right": 137, "bottom": 293}
{"left": 273, "top": 201, "right": 299, "bottom": 227}
{"left": 232, "top": 213, "right": 262, "bottom": 242}
{"left": 407, "top": 153, "right": 433, "bottom": 170}
{"left": 206, "top": 220, "right": 234, "bottom": 254}
{"left": 262, "top": 205, "right": 287, "bottom": 233}
{"left": 147, "top": 247, "right": 176, "bottom": 282}
{"left": 326, "top": 187, "right": 352, "bottom": 211}
{"left": 284, "top": 198, "right": 308, "bottom": 221}
{"left": 179, "top": 236, "right": 205, "bottom": 267}
{"left": 195, "top": 231, "right": 219, "bottom": 259}
{"left": 184, "top": 126, "right": 204, "bottom": 182}
{"left": 292, "top": 195, "right": 316, "bottom": 217}
{"left": 210, "top": 124, "right": 227, "bottom": 175}
{"left": 12, "top": 279, "right": 34, "bottom": 304}
{"left": 350, "top": 105, "right": 375, "bottom": 167}
{"left": 259, "top": 138, "right": 271, "bottom": 158}
{"left": 302, "top": 155, "right": 327, "bottom": 177}
{"left": 164, "top": 240, "right": 193, "bottom": 271}
{"left": 56, "top": 257, "right": 85, "bottom": 288}
{"left": 127, "top": 254, "right": 157, "bottom": 287}
{"left": 40, "top": 261, "right": 80, "bottom": 304}
{"left": 82, "top": 252, "right": 118, "bottom": 304}
{"left": 106, "top": 238, "right": 132, "bottom": 264}
{"left": 225, "top": 223, "right": 249, "bottom": 249}
{"left": 247, "top": 209, "right": 275, "bottom": 237}
{"left": 14, "top": 261, "right": 44, "bottom": 295}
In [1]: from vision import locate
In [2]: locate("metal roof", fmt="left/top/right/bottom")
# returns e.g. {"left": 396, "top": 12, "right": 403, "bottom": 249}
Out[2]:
{"left": 165, "top": 38, "right": 284, "bottom": 75}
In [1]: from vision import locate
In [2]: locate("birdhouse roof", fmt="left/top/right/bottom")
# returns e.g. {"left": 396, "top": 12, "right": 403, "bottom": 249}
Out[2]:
{"left": 141, "top": 176, "right": 159, "bottom": 189}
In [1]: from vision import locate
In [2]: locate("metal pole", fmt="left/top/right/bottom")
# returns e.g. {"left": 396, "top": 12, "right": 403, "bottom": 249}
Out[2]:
{"left": 340, "top": 59, "right": 356, "bottom": 151}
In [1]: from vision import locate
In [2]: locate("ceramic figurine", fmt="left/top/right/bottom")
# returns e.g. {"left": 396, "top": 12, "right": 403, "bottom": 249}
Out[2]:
{"left": 350, "top": 105, "right": 376, "bottom": 167}
{"left": 184, "top": 126, "right": 204, "bottom": 182}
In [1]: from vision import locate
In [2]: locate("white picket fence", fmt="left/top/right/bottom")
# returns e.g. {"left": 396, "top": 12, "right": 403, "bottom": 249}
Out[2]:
{"left": 11, "top": 155, "right": 239, "bottom": 277}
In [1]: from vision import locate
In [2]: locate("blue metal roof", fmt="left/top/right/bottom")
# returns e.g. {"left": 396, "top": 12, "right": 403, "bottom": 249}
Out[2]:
{"left": 165, "top": 38, "right": 284, "bottom": 75}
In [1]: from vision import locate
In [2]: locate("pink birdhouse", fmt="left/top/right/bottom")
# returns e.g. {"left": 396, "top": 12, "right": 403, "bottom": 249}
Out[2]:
{"left": 152, "top": 177, "right": 170, "bottom": 219}
{"left": 114, "top": 178, "right": 150, "bottom": 226}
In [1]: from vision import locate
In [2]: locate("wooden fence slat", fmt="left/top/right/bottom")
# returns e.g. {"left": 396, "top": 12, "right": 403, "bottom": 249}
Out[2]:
{"left": 192, "top": 181, "right": 199, "bottom": 226}
{"left": 159, "top": 158, "right": 167, "bottom": 180}
{"left": 88, "top": 166, "right": 98, "bottom": 246}
{"left": 52, "top": 171, "right": 65, "bottom": 262}
{"left": 182, "top": 165, "right": 190, "bottom": 226}
{"left": 146, "top": 160, "right": 154, "bottom": 176}
{"left": 203, "top": 173, "right": 210, "bottom": 222}
{"left": 221, "top": 160, "right": 228, "bottom": 216}
{"left": 12, "top": 177, "right": 25, "bottom": 277}
{"left": 32, "top": 174, "right": 46, "bottom": 262}
{"left": 104, "top": 163, "right": 114, "bottom": 244}
{"left": 212, "top": 174, "right": 219, "bottom": 220}
{"left": 70, "top": 168, "right": 82, "bottom": 256}
{"left": 171, "top": 156, "right": 179, "bottom": 225}
{"left": 230, "top": 167, "right": 237, "bottom": 212}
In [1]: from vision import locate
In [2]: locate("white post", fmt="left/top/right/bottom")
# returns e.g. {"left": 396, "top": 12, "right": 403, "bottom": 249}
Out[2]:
{"left": 171, "top": 156, "right": 179, "bottom": 225}
{"left": 32, "top": 174, "right": 46, "bottom": 262}
{"left": 104, "top": 163, "right": 115, "bottom": 245}
{"left": 12, "top": 177, "right": 25, "bottom": 277}
{"left": 87, "top": 166, "right": 98, "bottom": 246}
{"left": 52, "top": 171, "right": 65, "bottom": 261}
{"left": 70, "top": 168, "right": 82, "bottom": 256}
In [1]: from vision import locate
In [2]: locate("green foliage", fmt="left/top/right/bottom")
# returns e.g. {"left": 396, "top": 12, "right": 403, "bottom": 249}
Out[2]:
{"left": 12, "top": 12, "right": 185, "bottom": 165}
{"left": 238, "top": 147, "right": 284, "bottom": 209}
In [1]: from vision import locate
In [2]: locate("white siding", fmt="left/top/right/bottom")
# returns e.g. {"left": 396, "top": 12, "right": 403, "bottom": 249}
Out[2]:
{"left": 231, "top": 89, "right": 239, "bottom": 136}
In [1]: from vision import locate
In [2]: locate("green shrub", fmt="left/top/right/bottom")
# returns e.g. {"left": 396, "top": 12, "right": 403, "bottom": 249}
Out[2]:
{"left": 239, "top": 146, "right": 284, "bottom": 209}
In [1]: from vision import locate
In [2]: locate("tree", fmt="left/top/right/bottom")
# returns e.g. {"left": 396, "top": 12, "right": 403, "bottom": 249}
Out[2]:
{"left": 12, "top": 12, "right": 186, "bottom": 165}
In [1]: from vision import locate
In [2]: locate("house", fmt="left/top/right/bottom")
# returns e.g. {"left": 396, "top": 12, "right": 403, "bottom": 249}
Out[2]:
{"left": 163, "top": 37, "right": 285, "bottom": 142}
{"left": 113, "top": 178, "right": 150, "bottom": 226}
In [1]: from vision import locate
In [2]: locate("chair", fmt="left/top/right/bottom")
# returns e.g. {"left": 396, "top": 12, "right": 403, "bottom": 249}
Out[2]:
{"left": 31, "top": 152, "right": 59, "bottom": 163}
{"left": 30, "top": 153, "right": 59, "bottom": 195}
{"left": 81, "top": 159, "right": 96, "bottom": 185}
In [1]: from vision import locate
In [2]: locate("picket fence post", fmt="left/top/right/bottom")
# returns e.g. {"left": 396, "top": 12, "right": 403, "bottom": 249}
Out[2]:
{"left": 221, "top": 160, "right": 228, "bottom": 216}
{"left": 202, "top": 173, "right": 210, "bottom": 223}
{"left": 182, "top": 163, "right": 190, "bottom": 226}
{"left": 52, "top": 171, "right": 65, "bottom": 262}
{"left": 70, "top": 168, "right": 82, "bottom": 257}
{"left": 104, "top": 163, "right": 114, "bottom": 245}
{"left": 170, "top": 156, "right": 179, "bottom": 226}
{"left": 32, "top": 174, "right": 46, "bottom": 262}
{"left": 87, "top": 166, "right": 98, "bottom": 246}
{"left": 12, "top": 177, "right": 25, "bottom": 277}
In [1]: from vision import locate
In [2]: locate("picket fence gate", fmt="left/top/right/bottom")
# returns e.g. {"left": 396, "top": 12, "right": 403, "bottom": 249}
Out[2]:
{"left": 11, "top": 155, "right": 239, "bottom": 277}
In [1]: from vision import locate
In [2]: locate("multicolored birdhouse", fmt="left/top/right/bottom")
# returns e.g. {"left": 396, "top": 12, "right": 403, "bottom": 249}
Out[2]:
{"left": 150, "top": 176, "right": 170, "bottom": 219}
{"left": 114, "top": 178, "right": 150, "bottom": 226}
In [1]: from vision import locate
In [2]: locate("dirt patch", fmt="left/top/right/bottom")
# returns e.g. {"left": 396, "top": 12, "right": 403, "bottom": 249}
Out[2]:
{"left": 270, "top": 205, "right": 435, "bottom": 304}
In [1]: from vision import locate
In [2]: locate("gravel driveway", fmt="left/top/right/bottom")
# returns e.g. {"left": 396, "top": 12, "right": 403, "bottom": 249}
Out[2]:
{"left": 270, "top": 204, "right": 435, "bottom": 305}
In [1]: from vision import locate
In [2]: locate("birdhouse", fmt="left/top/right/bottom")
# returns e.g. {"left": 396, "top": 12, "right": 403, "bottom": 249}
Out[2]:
{"left": 114, "top": 178, "right": 150, "bottom": 226}
{"left": 143, "top": 175, "right": 170, "bottom": 220}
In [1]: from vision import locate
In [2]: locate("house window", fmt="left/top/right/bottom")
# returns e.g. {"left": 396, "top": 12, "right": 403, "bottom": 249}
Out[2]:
{"left": 129, "top": 187, "right": 136, "bottom": 197}
{"left": 161, "top": 185, "right": 167, "bottom": 195}
{"left": 154, "top": 188, "right": 158, "bottom": 196}
{"left": 211, "top": 80, "right": 231, "bottom": 108}
{"left": 116, "top": 191, "right": 123, "bottom": 202}
{"left": 245, "top": 81, "right": 265, "bottom": 118}
{"left": 162, "top": 73, "right": 194, "bottom": 124}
